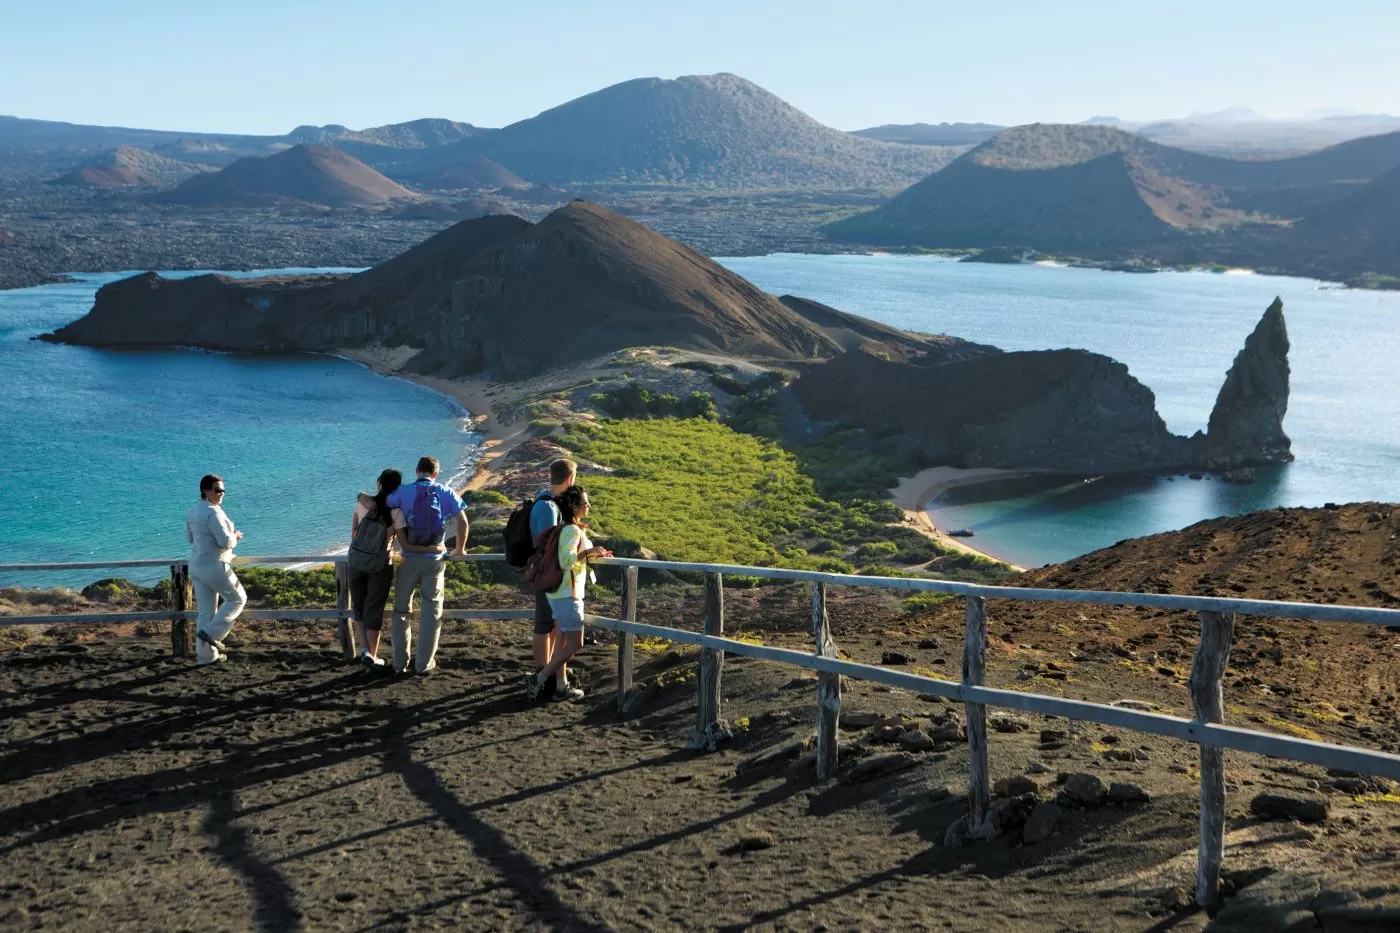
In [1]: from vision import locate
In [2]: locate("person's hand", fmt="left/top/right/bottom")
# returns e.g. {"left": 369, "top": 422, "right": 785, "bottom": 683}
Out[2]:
{"left": 585, "top": 546, "right": 612, "bottom": 559}
{"left": 234, "top": 530, "right": 244, "bottom": 541}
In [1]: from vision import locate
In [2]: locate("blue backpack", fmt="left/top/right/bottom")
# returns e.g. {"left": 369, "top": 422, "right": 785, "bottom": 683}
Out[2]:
{"left": 407, "top": 481, "right": 446, "bottom": 547}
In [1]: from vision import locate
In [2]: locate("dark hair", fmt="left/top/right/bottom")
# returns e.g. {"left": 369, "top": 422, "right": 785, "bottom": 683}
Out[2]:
{"left": 199, "top": 474, "right": 223, "bottom": 500}
{"left": 549, "top": 458, "right": 577, "bottom": 486}
{"left": 556, "top": 485, "right": 589, "bottom": 525}
{"left": 416, "top": 455, "right": 439, "bottom": 476}
{"left": 373, "top": 469, "right": 402, "bottom": 518}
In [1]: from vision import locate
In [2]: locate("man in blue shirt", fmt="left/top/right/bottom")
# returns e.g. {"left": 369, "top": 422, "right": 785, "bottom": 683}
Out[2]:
{"left": 386, "top": 455, "right": 468, "bottom": 675}
{"left": 529, "top": 458, "right": 576, "bottom": 686}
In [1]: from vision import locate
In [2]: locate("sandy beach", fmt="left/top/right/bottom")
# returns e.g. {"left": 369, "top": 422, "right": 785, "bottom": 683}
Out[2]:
{"left": 889, "top": 465, "right": 1030, "bottom": 570}
{"left": 335, "top": 347, "right": 533, "bottom": 491}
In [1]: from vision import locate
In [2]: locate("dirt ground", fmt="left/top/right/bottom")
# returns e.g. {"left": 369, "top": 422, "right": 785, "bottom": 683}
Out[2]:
{"left": 3, "top": 583, "right": 1399, "bottom": 932}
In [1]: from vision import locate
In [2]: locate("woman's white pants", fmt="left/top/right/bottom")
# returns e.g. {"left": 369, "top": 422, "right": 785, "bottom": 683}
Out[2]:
{"left": 189, "top": 556, "right": 247, "bottom": 658}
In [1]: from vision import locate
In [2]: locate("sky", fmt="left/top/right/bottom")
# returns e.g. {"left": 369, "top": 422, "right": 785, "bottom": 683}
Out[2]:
{"left": 1, "top": 0, "right": 1397, "bottom": 134}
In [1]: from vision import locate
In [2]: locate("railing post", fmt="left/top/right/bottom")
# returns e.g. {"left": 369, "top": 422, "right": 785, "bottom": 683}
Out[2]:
{"left": 1190, "top": 609, "right": 1235, "bottom": 907}
{"left": 813, "top": 581, "right": 841, "bottom": 778}
{"left": 617, "top": 565, "right": 638, "bottom": 713}
{"left": 170, "top": 562, "right": 194, "bottom": 658}
{"left": 963, "top": 595, "right": 990, "bottom": 827}
{"left": 335, "top": 561, "right": 355, "bottom": 661}
{"left": 689, "top": 571, "right": 728, "bottom": 751}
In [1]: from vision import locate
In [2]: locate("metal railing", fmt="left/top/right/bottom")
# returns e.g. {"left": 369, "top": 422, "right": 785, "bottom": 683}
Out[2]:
{"left": 3, "top": 551, "right": 1399, "bottom": 906}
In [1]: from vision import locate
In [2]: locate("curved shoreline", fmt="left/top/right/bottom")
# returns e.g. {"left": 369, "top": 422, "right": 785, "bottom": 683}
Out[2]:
{"left": 889, "top": 466, "right": 1029, "bottom": 571}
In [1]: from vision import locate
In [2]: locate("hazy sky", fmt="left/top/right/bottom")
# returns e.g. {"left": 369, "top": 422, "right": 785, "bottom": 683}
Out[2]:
{"left": 2, "top": 0, "right": 1396, "bottom": 133}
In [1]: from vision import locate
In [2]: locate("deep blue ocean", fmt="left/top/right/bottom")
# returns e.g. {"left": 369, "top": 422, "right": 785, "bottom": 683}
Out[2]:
{"left": 720, "top": 255, "right": 1400, "bottom": 568}
{"left": 0, "top": 270, "right": 479, "bottom": 587}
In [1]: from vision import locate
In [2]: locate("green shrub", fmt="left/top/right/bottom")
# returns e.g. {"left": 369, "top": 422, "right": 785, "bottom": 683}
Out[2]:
{"left": 463, "top": 489, "right": 512, "bottom": 507}
{"left": 709, "top": 372, "right": 748, "bottom": 395}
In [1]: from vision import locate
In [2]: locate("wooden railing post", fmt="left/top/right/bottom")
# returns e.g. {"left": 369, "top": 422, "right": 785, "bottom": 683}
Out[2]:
{"left": 963, "top": 595, "right": 990, "bottom": 827}
{"left": 813, "top": 581, "right": 841, "bottom": 778}
{"left": 1190, "top": 609, "right": 1235, "bottom": 907}
{"left": 689, "top": 571, "right": 728, "bottom": 750}
{"left": 617, "top": 565, "right": 638, "bottom": 712}
{"left": 335, "top": 561, "right": 355, "bottom": 661}
{"left": 170, "top": 562, "right": 194, "bottom": 658}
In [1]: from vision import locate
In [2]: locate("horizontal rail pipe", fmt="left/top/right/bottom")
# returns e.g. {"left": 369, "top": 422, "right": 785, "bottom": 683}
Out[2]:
{"left": 7, "top": 551, "right": 1400, "bottom": 627}
{"left": 0, "top": 608, "right": 535, "bottom": 626}
{"left": 583, "top": 614, "right": 1400, "bottom": 780}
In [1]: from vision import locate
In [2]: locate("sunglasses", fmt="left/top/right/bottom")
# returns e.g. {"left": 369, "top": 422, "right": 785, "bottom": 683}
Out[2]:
{"left": 211, "top": 487, "right": 226, "bottom": 494}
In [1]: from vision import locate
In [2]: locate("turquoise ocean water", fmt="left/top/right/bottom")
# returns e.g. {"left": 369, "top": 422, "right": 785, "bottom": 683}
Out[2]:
{"left": 720, "top": 255, "right": 1400, "bottom": 568}
{"left": 3, "top": 258, "right": 1398, "bottom": 584}
{"left": 0, "top": 271, "right": 480, "bottom": 587}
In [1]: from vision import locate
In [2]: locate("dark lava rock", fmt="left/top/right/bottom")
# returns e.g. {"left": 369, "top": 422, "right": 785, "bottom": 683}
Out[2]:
{"left": 846, "top": 753, "right": 919, "bottom": 784}
{"left": 881, "top": 651, "right": 911, "bottom": 665}
{"left": 739, "top": 831, "right": 776, "bottom": 851}
{"left": 898, "top": 730, "right": 936, "bottom": 753}
{"left": 971, "top": 793, "right": 1039, "bottom": 840}
{"left": 918, "top": 637, "right": 941, "bottom": 650}
{"left": 993, "top": 775, "right": 1039, "bottom": 799}
{"left": 1249, "top": 793, "right": 1329, "bottom": 824}
{"left": 1022, "top": 801, "right": 1064, "bottom": 844}
{"left": 1108, "top": 782, "right": 1150, "bottom": 804}
{"left": 1063, "top": 773, "right": 1107, "bottom": 807}
{"left": 989, "top": 715, "right": 1031, "bottom": 734}
{"left": 1329, "top": 777, "right": 1369, "bottom": 795}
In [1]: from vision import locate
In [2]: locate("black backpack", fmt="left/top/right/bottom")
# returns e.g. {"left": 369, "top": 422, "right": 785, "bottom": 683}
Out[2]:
{"left": 347, "top": 508, "right": 392, "bottom": 573}
{"left": 504, "top": 493, "right": 551, "bottom": 567}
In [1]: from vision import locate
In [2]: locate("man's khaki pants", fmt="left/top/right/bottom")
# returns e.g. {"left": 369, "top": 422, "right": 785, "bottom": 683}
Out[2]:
{"left": 392, "top": 556, "right": 446, "bottom": 674}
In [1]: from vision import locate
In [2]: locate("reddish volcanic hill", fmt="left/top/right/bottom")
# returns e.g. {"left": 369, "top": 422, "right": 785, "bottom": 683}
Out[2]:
{"left": 410, "top": 158, "right": 530, "bottom": 190}
{"left": 51, "top": 145, "right": 209, "bottom": 188}
{"left": 153, "top": 144, "right": 416, "bottom": 207}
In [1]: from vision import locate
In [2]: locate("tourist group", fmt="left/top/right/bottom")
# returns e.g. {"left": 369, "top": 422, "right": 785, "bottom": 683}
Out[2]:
{"left": 182, "top": 456, "right": 610, "bottom": 702}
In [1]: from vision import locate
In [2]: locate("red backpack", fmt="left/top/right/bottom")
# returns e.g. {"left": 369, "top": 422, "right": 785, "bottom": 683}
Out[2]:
{"left": 524, "top": 526, "right": 566, "bottom": 592}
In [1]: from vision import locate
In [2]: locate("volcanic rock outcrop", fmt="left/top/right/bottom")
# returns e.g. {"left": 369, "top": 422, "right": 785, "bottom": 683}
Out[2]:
{"left": 793, "top": 300, "right": 1290, "bottom": 474}
{"left": 1198, "top": 297, "right": 1292, "bottom": 469}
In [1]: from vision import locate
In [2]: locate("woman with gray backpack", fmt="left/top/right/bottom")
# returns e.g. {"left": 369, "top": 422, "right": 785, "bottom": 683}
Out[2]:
{"left": 348, "top": 468, "right": 403, "bottom": 671}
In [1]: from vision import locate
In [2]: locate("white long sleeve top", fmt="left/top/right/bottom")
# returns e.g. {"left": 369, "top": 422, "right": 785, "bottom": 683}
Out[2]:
{"left": 186, "top": 499, "right": 237, "bottom": 562}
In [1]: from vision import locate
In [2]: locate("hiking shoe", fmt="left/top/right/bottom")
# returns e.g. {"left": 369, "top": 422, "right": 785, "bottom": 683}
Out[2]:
{"left": 524, "top": 672, "right": 542, "bottom": 701}
{"left": 552, "top": 685, "right": 585, "bottom": 703}
{"left": 196, "top": 645, "right": 227, "bottom": 666}
{"left": 196, "top": 630, "right": 226, "bottom": 652}
{"left": 360, "top": 654, "right": 386, "bottom": 673}
{"left": 537, "top": 674, "right": 557, "bottom": 703}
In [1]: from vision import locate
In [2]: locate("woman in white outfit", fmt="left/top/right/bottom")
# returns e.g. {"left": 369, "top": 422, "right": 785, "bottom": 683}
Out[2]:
{"left": 185, "top": 473, "right": 247, "bottom": 665}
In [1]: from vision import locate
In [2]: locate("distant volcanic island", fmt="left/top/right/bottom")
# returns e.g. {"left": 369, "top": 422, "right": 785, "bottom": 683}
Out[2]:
{"left": 44, "top": 201, "right": 1291, "bottom": 477}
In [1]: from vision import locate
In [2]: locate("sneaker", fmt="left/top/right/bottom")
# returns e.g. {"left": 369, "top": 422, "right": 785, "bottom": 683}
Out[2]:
{"left": 523, "top": 672, "right": 542, "bottom": 701}
{"left": 196, "top": 630, "right": 226, "bottom": 652}
{"left": 196, "top": 645, "right": 227, "bottom": 666}
{"left": 552, "top": 685, "right": 585, "bottom": 703}
{"left": 360, "top": 654, "right": 386, "bottom": 673}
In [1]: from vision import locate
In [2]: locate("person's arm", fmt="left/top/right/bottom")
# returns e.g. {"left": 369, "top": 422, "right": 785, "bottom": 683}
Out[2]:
{"left": 451, "top": 512, "right": 468, "bottom": 556}
{"left": 207, "top": 508, "right": 235, "bottom": 548}
{"left": 557, "top": 525, "right": 584, "bottom": 574}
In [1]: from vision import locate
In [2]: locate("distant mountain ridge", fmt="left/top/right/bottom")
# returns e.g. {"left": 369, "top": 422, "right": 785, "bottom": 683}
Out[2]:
{"left": 826, "top": 123, "right": 1400, "bottom": 252}
{"left": 373, "top": 73, "right": 962, "bottom": 188}
{"left": 152, "top": 144, "right": 416, "bottom": 207}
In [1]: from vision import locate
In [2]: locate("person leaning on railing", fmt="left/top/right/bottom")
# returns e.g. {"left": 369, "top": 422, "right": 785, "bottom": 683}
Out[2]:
{"left": 526, "top": 485, "right": 611, "bottom": 702}
{"left": 385, "top": 455, "right": 468, "bottom": 676}
{"left": 185, "top": 473, "right": 247, "bottom": 666}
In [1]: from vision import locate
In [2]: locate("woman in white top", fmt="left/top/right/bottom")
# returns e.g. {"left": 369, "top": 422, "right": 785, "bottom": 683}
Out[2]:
{"left": 528, "top": 485, "right": 611, "bottom": 702}
{"left": 185, "top": 473, "right": 247, "bottom": 666}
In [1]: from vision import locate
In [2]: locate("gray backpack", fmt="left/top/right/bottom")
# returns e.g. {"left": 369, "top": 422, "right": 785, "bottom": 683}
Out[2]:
{"left": 347, "top": 509, "right": 391, "bottom": 573}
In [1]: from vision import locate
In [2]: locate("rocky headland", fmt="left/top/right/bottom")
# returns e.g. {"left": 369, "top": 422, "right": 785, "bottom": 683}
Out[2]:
{"left": 44, "top": 200, "right": 1291, "bottom": 479}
